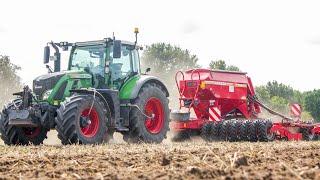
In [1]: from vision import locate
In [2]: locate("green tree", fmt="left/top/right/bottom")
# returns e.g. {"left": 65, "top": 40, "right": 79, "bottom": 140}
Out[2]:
{"left": 209, "top": 60, "right": 240, "bottom": 71}
{"left": 265, "top": 81, "right": 294, "bottom": 101}
{"left": 255, "top": 86, "right": 270, "bottom": 103}
{"left": 141, "top": 43, "right": 199, "bottom": 74}
{"left": 141, "top": 43, "right": 199, "bottom": 108}
{"left": 256, "top": 81, "right": 296, "bottom": 114}
{"left": 304, "top": 90, "right": 320, "bottom": 121}
{"left": 255, "top": 80, "right": 318, "bottom": 120}
{"left": 227, "top": 65, "right": 240, "bottom": 72}
{"left": 209, "top": 60, "right": 226, "bottom": 70}
{"left": 0, "top": 55, "right": 22, "bottom": 106}
{"left": 269, "top": 96, "right": 289, "bottom": 114}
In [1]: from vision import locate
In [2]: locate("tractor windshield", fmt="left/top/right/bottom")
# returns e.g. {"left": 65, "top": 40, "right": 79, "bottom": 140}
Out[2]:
{"left": 69, "top": 45, "right": 106, "bottom": 76}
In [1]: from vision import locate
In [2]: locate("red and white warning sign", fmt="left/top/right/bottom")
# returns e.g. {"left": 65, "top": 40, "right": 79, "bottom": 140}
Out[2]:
{"left": 209, "top": 106, "right": 221, "bottom": 122}
{"left": 290, "top": 103, "right": 302, "bottom": 117}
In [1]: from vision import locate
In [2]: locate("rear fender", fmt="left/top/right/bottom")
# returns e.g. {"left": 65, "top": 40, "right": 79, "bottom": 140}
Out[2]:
{"left": 120, "top": 75, "right": 169, "bottom": 100}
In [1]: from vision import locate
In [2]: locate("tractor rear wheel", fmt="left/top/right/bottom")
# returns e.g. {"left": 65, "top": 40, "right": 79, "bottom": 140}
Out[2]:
{"left": 55, "top": 95, "right": 111, "bottom": 145}
{"left": 0, "top": 100, "right": 48, "bottom": 145}
{"left": 124, "top": 83, "right": 169, "bottom": 143}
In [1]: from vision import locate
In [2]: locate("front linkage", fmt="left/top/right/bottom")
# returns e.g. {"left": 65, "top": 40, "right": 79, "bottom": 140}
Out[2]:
{"left": 0, "top": 86, "right": 56, "bottom": 145}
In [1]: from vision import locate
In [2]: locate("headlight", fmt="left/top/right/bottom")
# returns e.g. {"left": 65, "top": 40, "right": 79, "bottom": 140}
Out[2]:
{"left": 42, "top": 90, "right": 53, "bottom": 100}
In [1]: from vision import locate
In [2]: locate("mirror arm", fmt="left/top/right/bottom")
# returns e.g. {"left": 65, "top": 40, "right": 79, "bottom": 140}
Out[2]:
{"left": 46, "top": 65, "right": 53, "bottom": 73}
{"left": 49, "top": 42, "right": 60, "bottom": 54}
{"left": 49, "top": 42, "right": 61, "bottom": 72}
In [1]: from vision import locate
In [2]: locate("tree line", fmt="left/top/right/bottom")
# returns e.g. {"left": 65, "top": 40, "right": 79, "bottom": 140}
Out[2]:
{"left": 0, "top": 55, "right": 21, "bottom": 107}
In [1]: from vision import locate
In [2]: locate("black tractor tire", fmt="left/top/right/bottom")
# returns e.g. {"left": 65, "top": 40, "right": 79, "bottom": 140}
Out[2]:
{"left": 201, "top": 122, "right": 214, "bottom": 142}
{"left": 171, "top": 130, "right": 191, "bottom": 142}
{"left": 301, "top": 128, "right": 316, "bottom": 141}
{"left": 229, "top": 120, "right": 241, "bottom": 142}
{"left": 124, "top": 83, "right": 170, "bottom": 143}
{"left": 220, "top": 120, "right": 231, "bottom": 141}
{"left": 256, "top": 120, "right": 275, "bottom": 142}
{"left": 55, "top": 94, "right": 111, "bottom": 145}
{"left": 248, "top": 120, "right": 259, "bottom": 142}
{"left": 239, "top": 120, "right": 251, "bottom": 141}
{"left": 210, "top": 122, "right": 221, "bottom": 140}
{"left": 0, "top": 100, "right": 48, "bottom": 145}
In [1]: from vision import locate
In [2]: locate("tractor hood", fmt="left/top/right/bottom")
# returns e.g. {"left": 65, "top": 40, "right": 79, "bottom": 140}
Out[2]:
{"left": 33, "top": 71, "right": 66, "bottom": 99}
{"left": 33, "top": 70, "right": 92, "bottom": 100}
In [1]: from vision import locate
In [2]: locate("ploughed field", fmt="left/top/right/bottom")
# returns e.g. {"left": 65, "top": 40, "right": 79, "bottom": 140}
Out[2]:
{"left": 0, "top": 136, "right": 320, "bottom": 180}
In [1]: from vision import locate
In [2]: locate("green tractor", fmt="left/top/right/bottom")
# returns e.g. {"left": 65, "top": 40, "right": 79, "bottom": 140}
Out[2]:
{"left": 0, "top": 29, "right": 170, "bottom": 145}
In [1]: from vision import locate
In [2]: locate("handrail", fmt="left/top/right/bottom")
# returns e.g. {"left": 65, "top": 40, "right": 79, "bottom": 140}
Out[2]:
{"left": 188, "top": 69, "right": 201, "bottom": 112}
{"left": 175, "top": 71, "right": 185, "bottom": 109}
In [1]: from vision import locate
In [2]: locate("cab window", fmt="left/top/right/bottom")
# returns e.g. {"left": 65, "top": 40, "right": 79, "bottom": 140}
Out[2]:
{"left": 109, "top": 45, "right": 133, "bottom": 81}
{"left": 132, "top": 49, "right": 140, "bottom": 73}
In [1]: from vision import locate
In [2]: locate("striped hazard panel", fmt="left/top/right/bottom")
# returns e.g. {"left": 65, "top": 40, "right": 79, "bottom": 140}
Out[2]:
{"left": 209, "top": 106, "right": 221, "bottom": 122}
{"left": 290, "top": 104, "right": 302, "bottom": 117}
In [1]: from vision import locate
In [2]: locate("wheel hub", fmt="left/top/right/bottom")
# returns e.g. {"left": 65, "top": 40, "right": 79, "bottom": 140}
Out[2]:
{"left": 22, "top": 127, "right": 41, "bottom": 138}
{"left": 80, "top": 117, "right": 92, "bottom": 128}
{"left": 144, "top": 97, "right": 164, "bottom": 134}
{"left": 80, "top": 108, "right": 100, "bottom": 138}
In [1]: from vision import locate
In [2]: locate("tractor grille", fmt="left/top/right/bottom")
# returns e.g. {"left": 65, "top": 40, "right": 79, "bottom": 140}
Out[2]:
{"left": 33, "top": 72, "right": 66, "bottom": 100}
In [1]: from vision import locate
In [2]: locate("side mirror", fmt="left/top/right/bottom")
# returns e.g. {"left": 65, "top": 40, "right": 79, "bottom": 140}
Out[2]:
{"left": 145, "top": 67, "right": 151, "bottom": 74}
{"left": 113, "top": 40, "right": 122, "bottom": 58}
{"left": 43, "top": 46, "right": 50, "bottom": 64}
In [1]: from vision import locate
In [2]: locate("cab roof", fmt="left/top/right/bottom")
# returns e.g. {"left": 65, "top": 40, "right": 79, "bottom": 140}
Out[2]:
{"left": 74, "top": 38, "right": 136, "bottom": 47}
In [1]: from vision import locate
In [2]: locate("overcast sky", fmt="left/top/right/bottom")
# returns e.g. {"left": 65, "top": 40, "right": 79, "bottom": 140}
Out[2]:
{"left": 0, "top": 0, "right": 319, "bottom": 91}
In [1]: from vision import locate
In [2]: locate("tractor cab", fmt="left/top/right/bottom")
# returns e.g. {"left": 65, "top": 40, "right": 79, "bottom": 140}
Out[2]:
{"left": 44, "top": 31, "right": 141, "bottom": 91}
{"left": 66, "top": 40, "right": 141, "bottom": 89}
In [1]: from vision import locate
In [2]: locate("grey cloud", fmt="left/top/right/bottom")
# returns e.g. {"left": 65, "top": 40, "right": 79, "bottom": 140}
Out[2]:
{"left": 181, "top": 20, "right": 199, "bottom": 34}
{"left": 308, "top": 39, "right": 320, "bottom": 45}
{"left": 0, "top": 27, "right": 5, "bottom": 32}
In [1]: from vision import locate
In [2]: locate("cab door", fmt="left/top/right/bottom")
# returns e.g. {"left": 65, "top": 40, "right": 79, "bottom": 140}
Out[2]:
{"left": 109, "top": 45, "right": 135, "bottom": 89}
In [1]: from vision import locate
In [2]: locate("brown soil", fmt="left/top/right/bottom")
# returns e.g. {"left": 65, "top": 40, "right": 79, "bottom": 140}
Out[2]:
{"left": 0, "top": 140, "right": 320, "bottom": 180}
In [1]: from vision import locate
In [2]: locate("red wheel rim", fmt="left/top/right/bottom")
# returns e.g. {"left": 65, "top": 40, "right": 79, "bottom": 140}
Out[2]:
{"left": 23, "top": 127, "right": 41, "bottom": 138}
{"left": 144, "top": 97, "right": 164, "bottom": 134}
{"left": 80, "top": 108, "right": 100, "bottom": 138}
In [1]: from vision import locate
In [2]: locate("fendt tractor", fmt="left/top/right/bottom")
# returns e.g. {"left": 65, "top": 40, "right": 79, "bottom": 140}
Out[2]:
{"left": 0, "top": 28, "right": 170, "bottom": 145}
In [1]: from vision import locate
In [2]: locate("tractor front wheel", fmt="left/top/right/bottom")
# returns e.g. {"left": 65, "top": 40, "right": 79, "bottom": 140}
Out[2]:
{"left": 55, "top": 95, "right": 111, "bottom": 144}
{"left": 124, "top": 83, "right": 169, "bottom": 143}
